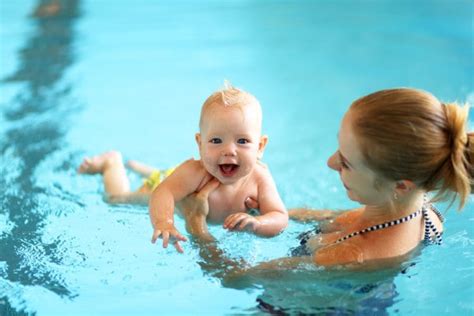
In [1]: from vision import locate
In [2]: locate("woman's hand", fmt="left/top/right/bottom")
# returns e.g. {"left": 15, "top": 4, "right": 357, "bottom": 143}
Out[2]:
{"left": 180, "top": 178, "right": 220, "bottom": 241}
{"left": 244, "top": 196, "right": 259, "bottom": 210}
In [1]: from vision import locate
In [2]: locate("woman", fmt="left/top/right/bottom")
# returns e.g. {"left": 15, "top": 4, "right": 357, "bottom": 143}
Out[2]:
{"left": 182, "top": 88, "right": 473, "bottom": 270}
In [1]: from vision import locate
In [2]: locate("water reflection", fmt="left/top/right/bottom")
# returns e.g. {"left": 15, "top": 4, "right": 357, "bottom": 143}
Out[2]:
{"left": 0, "top": 0, "right": 81, "bottom": 311}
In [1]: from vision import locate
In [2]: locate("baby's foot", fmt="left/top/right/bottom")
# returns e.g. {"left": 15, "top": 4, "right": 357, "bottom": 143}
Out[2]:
{"left": 127, "top": 160, "right": 156, "bottom": 177}
{"left": 78, "top": 151, "right": 122, "bottom": 174}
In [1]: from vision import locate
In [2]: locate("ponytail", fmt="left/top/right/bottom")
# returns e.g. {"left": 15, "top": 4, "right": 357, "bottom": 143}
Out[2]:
{"left": 429, "top": 103, "right": 472, "bottom": 209}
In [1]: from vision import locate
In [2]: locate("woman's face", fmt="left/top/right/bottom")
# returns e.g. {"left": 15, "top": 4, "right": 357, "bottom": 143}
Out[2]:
{"left": 327, "top": 110, "right": 393, "bottom": 206}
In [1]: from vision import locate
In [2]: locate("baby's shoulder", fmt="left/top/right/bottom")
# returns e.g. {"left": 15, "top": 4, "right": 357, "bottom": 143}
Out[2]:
{"left": 251, "top": 161, "right": 277, "bottom": 186}
{"left": 178, "top": 158, "right": 215, "bottom": 191}
{"left": 176, "top": 158, "right": 207, "bottom": 176}
{"left": 180, "top": 157, "right": 203, "bottom": 169}
{"left": 253, "top": 160, "right": 272, "bottom": 176}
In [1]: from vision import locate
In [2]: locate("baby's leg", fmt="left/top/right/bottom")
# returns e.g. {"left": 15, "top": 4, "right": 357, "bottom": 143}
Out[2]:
{"left": 78, "top": 151, "right": 132, "bottom": 198}
{"left": 127, "top": 160, "right": 156, "bottom": 177}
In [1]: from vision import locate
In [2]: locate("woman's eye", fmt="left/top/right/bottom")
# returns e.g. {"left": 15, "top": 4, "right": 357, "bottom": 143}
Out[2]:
{"left": 337, "top": 151, "right": 350, "bottom": 170}
{"left": 210, "top": 138, "right": 222, "bottom": 144}
{"left": 237, "top": 138, "right": 249, "bottom": 144}
{"left": 341, "top": 160, "right": 349, "bottom": 169}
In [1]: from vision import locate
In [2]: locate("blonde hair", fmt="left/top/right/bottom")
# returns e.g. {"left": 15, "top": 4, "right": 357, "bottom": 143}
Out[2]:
{"left": 199, "top": 81, "right": 262, "bottom": 130}
{"left": 349, "top": 88, "right": 473, "bottom": 209}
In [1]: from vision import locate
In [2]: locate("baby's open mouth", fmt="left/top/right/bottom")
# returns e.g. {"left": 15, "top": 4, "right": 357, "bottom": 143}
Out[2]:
{"left": 219, "top": 164, "right": 239, "bottom": 177}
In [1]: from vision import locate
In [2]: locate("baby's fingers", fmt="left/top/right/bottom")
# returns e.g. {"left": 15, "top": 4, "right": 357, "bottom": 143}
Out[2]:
{"left": 223, "top": 214, "right": 238, "bottom": 228}
{"left": 170, "top": 231, "right": 188, "bottom": 242}
{"left": 223, "top": 214, "right": 234, "bottom": 228}
{"left": 237, "top": 217, "right": 254, "bottom": 230}
{"left": 174, "top": 241, "right": 184, "bottom": 253}
{"left": 151, "top": 230, "right": 162, "bottom": 244}
{"left": 162, "top": 231, "right": 170, "bottom": 248}
{"left": 170, "top": 231, "right": 187, "bottom": 253}
{"left": 225, "top": 214, "right": 246, "bottom": 230}
{"left": 224, "top": 213, "right": 244, "bottom": 228}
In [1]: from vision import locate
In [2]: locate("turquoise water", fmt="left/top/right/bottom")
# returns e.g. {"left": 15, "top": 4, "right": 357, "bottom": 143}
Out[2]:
{"left": 0, "top": 0, "right": 473, "bottom": 315}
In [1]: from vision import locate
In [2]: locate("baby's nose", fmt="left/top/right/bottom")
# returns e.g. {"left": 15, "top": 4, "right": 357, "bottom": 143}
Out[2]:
{"left": 222, "top": 143, "right": 237, "bottom": 156}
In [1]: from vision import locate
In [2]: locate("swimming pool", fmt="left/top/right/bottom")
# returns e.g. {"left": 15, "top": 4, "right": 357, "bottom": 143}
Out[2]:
{"left": 1, "top": 0, "right": 473, "bottom": 314}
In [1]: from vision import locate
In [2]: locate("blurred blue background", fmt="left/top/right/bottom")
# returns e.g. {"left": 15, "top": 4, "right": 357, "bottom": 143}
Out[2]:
{"left": 0, "top": 0, "right": 472, "bottom": 315}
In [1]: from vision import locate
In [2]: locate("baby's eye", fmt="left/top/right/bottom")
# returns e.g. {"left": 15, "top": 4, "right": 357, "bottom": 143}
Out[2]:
{"left": 209, "top": 138, "right": 222, "bottom": 144}
{"left": 237, "top": 138, "right": 250, "bottom": 144}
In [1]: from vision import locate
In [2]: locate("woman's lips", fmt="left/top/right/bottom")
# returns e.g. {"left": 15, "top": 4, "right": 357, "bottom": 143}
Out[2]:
{"left": 219, "top": 164, "right": 239, "bottom": 177}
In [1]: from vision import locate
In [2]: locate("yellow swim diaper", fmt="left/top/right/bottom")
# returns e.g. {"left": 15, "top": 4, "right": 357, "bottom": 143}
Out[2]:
{"left": 144, "top": 167, "right": 176, "bottom": 191}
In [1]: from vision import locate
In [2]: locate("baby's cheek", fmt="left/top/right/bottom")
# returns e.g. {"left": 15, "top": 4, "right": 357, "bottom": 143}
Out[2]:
{"left": 202, "top": 157, "right": 219, "bottom": 176}
{"left": 202, "top": 156, "right": 214, "bottom": 168}
{"left": 239, "top": 163, "right": 254, "bottom": 175}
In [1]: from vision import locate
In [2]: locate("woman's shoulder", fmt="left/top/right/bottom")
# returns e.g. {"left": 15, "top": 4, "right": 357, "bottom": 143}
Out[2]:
{"left": 315, "top": 205, "right": 432, "bottom": 266}
{"left": 333, "top": 207, "right": 364, "bottom": 224}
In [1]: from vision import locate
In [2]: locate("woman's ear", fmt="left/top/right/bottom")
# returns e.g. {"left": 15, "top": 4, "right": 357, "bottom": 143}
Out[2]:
{"left": 257, "top": 135, "right": 269, "bottom": 159}
{"left": 394, "top": 180, "right": 417, "bottom": 197}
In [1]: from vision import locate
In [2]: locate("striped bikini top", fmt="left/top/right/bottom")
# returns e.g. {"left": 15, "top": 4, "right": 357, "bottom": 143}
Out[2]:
{"left": 299, "top": 198, "right": 444, "bottom": 248}
{"left": 334, "top": 200, "right": 444, "bottom": 245}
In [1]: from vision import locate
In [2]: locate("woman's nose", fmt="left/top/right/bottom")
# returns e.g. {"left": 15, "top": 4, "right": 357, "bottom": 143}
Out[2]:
{"left": 327, "top": 152, "right": 340, "bottom": 171}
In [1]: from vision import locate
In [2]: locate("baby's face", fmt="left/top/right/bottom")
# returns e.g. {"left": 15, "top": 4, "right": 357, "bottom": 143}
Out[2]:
{"left": 196, "top": 103, "right": 265, "bottom": 185}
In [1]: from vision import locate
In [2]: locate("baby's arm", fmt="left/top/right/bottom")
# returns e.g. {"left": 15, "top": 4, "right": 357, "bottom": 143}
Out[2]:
{"left": 149, "top": 159, "right": 206, "bottom": 252}
{"left": 252, "top": 171, "right": 288, "bottom": 236}
{"left": 225, "top": 167, "right": 287, "bottom": 237}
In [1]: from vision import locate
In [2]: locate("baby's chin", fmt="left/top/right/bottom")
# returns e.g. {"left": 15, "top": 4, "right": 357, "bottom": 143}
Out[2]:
{"left": 214, "top": 173, "right": 242, "bottom": 185}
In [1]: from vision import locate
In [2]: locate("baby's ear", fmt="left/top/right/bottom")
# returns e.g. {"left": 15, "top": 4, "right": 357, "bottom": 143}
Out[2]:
{"left": 195, "top": 133, "right": 202, "bottom": 148}
{"left": 257, "top": 135, "right": 269, "bottom": 159}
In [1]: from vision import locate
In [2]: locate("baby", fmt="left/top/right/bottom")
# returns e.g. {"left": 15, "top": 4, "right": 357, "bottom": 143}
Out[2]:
{"left": 79, "top": 83, "right": 288, "bottom": 253}
{"left": 149, "top": 84, "right": 287, "bottom": 252}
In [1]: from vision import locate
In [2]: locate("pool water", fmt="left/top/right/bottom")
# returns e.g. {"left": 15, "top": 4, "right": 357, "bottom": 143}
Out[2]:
{"left": 0, "top": 0, "right": 473, "bottom": 315}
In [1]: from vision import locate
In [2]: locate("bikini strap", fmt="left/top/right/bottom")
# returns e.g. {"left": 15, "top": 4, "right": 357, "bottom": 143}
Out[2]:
{"left": 423, "top": 195, "right": 445, "bottom": 223}
{"left": 422, "top": 206, "right": 443, "bottom": 245}
{"left": 334, "top": 209, "right": 422, "bottom": 244}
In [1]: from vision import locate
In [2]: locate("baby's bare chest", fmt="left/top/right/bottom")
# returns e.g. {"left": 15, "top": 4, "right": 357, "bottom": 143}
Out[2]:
{"left": 206, "top": 182, "right": 258, "bottom": 222}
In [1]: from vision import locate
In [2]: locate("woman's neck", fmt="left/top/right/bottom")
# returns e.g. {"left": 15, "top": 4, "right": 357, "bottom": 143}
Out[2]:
{"left": 361, "top": 191, "right": 425, "bottom": 223}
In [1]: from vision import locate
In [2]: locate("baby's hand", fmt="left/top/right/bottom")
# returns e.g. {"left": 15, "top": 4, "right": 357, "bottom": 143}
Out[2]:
{"left": 223, "top": 213, "right": 261, "bottom": 233}
{"left": 151, "top": 220, "right": 187, "bottom": 253}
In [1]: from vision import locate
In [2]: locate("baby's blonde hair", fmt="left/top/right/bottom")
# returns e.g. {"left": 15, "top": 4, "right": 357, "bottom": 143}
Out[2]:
{"left": 350, "top": 88, "right": 473, "bottom": 209}
{"left": 199, "top": 81, "right": 262, "bottom": 130}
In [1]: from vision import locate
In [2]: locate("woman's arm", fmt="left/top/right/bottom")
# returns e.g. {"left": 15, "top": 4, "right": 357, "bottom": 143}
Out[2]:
{"left": 288, "top": 208, "right": 337, "bottom": 222}
{"left": 180, "top": 179, "right": 249, "bottom": 278}
{"left": 181, "top": 180, "right": 317, "bottom": 280}
{"left": 180, "top": 178, "right": 218, "bottom": 242}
